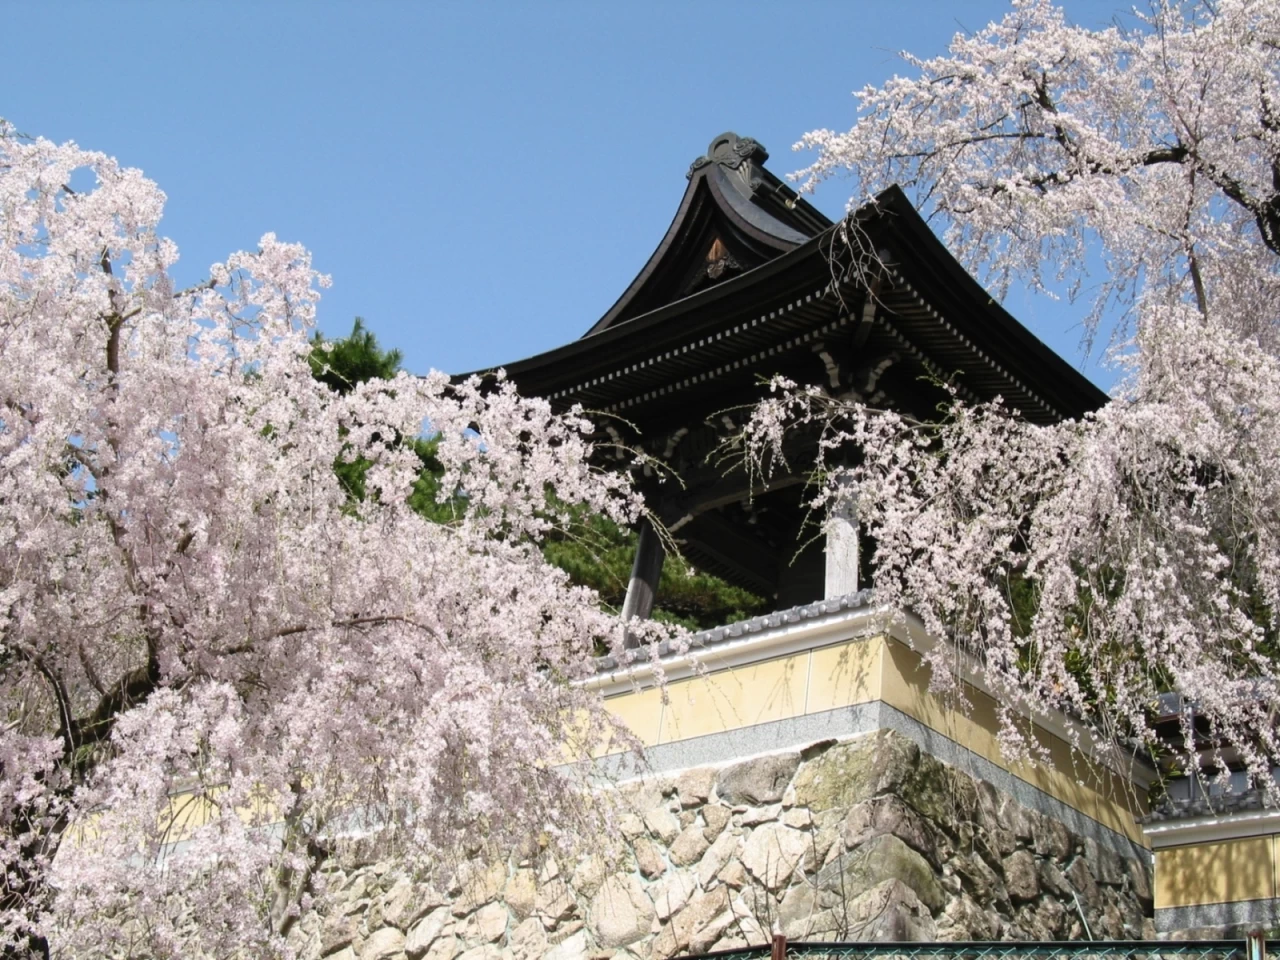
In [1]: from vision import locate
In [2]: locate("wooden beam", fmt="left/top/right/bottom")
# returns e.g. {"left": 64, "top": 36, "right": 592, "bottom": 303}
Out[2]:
{"left": 654, "top": 470, "right": 807, "bottom": 524}
{"left": 678, "top": 511, "right": 778, "bottom": 596}
{"left": 621, "top": 519, "right": 665, "bottom": 639}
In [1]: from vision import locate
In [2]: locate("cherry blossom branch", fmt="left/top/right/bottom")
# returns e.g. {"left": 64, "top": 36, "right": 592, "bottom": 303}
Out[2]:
{"left": 218, "top": 614, "right": 452, "bottom": 658}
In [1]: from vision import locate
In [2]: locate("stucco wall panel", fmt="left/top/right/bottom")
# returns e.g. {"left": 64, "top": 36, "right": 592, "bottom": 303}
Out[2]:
{"left": 805, "top": 635, "right": 883, "bottom": 714}
{"left": 658, "top": 650, "right": 808, "bottom": 743}
{"left": 1155, "top": 836, "right": 1275, "bottom": 908}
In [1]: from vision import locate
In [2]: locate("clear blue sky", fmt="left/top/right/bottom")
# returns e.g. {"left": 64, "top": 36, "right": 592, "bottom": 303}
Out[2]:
{"left": 5, "top": 1, "right": 1129, "bottom": 389}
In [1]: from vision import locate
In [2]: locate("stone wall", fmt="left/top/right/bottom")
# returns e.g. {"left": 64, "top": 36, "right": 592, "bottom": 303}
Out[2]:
{"left": 297, "top": 730, "right": 1154, "bottom": 960}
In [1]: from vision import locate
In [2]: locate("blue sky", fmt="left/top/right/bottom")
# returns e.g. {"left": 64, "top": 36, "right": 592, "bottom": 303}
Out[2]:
{"left": 5, "top": 0, "right": 1128, "bottom": 389}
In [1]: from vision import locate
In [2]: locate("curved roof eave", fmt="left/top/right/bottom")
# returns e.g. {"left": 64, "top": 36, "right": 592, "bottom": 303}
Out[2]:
{"left": 459, "top": 181, "right": 1108, "bottom": 423}
{"left": 468, "top": 225, "right": 836, "bottom": 389}
{"left": 869, "top": 186, "right": 1109, "bottom": 416}
{"left": 583, "top": 132, "right": 830, "bottom": 337}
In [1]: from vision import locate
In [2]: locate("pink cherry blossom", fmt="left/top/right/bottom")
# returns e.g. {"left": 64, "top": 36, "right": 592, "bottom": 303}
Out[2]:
{"left": 748, "top": 0, "right": 1280, "bottom": 796}
{"left": 0, "top": 125, "right": 653, "bottom": 958}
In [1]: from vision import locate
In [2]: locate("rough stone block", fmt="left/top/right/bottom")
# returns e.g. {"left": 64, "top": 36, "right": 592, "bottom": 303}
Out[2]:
{"left": 502, "top": 869, "right": 536, "bottom": 921}
{"left": 632, "top": 837, "right": 667, "bottom": 879}
{"left": 1026, "top": 894, "right": 1069, "bottom": 938}
{"left": 696, "top": 829, "right": 739, "bottom": 889}
{"left": 716, "top": 752, "right": 800, "bottom": 806}
{"left": 322, "top": 914, "right": 359, "bottom": 956}
{"left": 1066, "top": 856, "right": 1101, "bottom": 909}
{"left": 360, "top": 927, "right": 406, "bottom": 960}
{"left": 1126, "top": 852, "right": 1154, "bottom": 908}
{"left": 936, "top": 893, "right": 999, "bottom": 941}
{"left": 739, "top": 803, "right": 782, "bottom": 826}
{"left": 952, "top": 850, "right": 1005, "bottom": 906}
{"left": 534, "top": 877, "right": 577, "bottom": 923}
{"left": 821, "top": 833, "right": 945, "bottom": 913}
{"left": 1039, "top": 859, "right": 1074, "bottom": 898}
{"left": 779, "top": 883, "right": 840, "bottom": 939}
{"left": 658, "top": 886, "right": 729, "bottom": 957}
{"left": 1084, "top": 836, "right": 1126, "bottom": 885}
{"left": 844, "top": 878, "right": 937, "bottom": 941}
{"left": 741, "top": 822, "right": 809, "bottom": 890}
{"left": 405, "top": 908, "right": 452, "bottom": 960}
{"left": 617, "top": 812, "right": 645, "bottom": 841}
{"left": 507, "top": 917, "right": 546, "bottom": 960}
{"left": 676, "top": 767, "right": 716, "bottom": 808}
{"left": 792, "top": 731, "right": 918, "bottom": 812}
{"left": 451, "top": 862, "right": 505, "bottom": 917}
{"left": 842, "top": 795, "right": 942, "bottom": 867}
{"left": 688, "top": 905, "right": 736, "bottom": 955}
{"left": 587, "top": 874, "right": 654, "bottom": 949}
{"left": 1003, "top": 849, "right": 1040, "bottom": 901}
{"left": 650, "top": 869, "right": 696, "bottom": 920}
{"left": 569, "top": 855, "right": 607, "bottom": 901}
{"left": 717, "top": 858, "right": 748, "bottom": 889}
{"left": 642, "top": 806, "right": 680, "bottom": 845}
{"left": 473, "top": 902, "right": 508, "bottom": 943}
{"left": 1031, "top": 812, "right": 1073, "bottom": 861}
{"left": 378, "top": 877, "right": 415, "bottom": 930}
{"left": 544, "top": 931, "right": 588, "bottom": 960}
{"left": 422, "top": 935, "right": 459, "bottom": 960}
{"left": 902, "top": 752, "right": 978, "bottom": 825}
{"left": 701, "top": 804, "right": 730, "bottom": 841}
{"left": 669, "top": 824, "right": 711, "bottom": 867}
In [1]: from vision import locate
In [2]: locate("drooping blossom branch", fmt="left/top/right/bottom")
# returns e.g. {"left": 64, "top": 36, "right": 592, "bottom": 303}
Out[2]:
{"left": 0, "top": 128, "right": 659, "bottom": 958}
{"left": 746, "top": 0, "right": 1280, "bottom": 795}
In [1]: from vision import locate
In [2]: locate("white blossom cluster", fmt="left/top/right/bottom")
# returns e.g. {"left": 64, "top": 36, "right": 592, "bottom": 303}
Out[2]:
{"left": 0, "top": 130, "right": 654, "bottom": 957}
{"left": 749, "top": 0, "right": 1280, "bottom": 797}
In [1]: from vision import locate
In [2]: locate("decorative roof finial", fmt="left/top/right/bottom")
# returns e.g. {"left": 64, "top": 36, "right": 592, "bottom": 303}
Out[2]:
{"left": 687, "top": 132, "right": 769, "bottom": 180}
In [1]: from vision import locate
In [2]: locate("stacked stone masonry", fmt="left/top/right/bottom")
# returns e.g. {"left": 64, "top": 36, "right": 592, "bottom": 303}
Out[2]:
{"left": 295, "top": 730, "right": 1153, "bottom": 960}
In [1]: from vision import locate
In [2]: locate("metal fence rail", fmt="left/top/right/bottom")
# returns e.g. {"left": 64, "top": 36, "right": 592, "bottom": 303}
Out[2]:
{"left": 696, "top": 941, "right": 1271, "bottom": 960}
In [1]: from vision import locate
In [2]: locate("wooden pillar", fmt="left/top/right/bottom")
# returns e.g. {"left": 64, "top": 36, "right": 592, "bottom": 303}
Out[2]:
{"left": 621, "top": 518, "right": 665, "bottom": 634}
{"left": 824, "top": 486, "right": 858, "bottom": 599}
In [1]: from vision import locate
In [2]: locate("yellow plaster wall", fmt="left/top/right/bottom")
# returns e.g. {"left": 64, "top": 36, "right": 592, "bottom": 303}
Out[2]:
{"left": 876, "top": 640, "right": 1148, "bottom": 844}
{"left": 602, "top": 631, "right": 1148, "bottom": 845}
{"left": 65, "top": 787, "right": 275, "bottom": 849}
{"left": 659, "top": 650, "right": 810, "bottom": 743}
{"left": 601, "top": 636, "right": 885, "bottom": 747}
{"left": 1155, "top": 836, "right": 1278, "bottom": 908}
{"left": 807, "top": 638, "right": 884, "bottom": 714}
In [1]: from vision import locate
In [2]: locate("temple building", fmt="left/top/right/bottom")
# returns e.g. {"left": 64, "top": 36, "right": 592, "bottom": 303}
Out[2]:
{"left": 481, "top": 131, "right": 1105, "bottom": 623}
{"left": 452, "top": 133, "right": 1261, "bottom": 947}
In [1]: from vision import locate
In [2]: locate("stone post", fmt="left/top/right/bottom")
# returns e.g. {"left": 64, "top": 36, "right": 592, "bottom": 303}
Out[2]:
{"left": 823, "top": 481, "right": 858, "bottom": 599}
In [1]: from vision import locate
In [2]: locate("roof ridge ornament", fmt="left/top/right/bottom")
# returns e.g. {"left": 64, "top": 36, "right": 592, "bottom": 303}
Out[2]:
{"left": 687, "top": 132, "right": 770, "bottom": 180}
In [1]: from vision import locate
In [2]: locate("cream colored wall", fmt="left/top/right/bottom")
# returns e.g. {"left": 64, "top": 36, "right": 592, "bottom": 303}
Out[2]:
{"left": 876, "top": 641, "right": 1148, "bottom": 843}
{"left": 1155, "top": 836, "right": 1280, "bottom": 908}
{"left": 602, "top": 636, "right": 884, "bottom": 747}
{"left": 147, "top": 630, "right": 1148, "bottom": 851}
{"left": 65, "top": 785, "right": 282, "bottom": 849}
{"left": 603, "top": 632, "right": 1148, "bottom": 844}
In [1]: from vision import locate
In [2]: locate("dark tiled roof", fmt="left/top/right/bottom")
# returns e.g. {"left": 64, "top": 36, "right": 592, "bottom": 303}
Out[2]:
{"left": 594, "top": 590, "right": 875, "bottom": 673}
{"left": 1141, "top": 789, "right": 1275, "bottom": 823}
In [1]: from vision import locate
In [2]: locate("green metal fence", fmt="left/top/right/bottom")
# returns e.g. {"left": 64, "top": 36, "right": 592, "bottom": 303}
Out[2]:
{"left": 696, "top": 941, "right": 1271, "bottom": 960}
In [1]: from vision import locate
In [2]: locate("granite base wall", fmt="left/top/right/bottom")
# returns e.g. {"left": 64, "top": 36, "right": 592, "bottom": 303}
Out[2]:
{"left": 293, "top": 729, "right": 1154, "bottom": 960}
